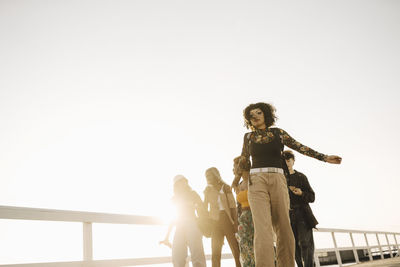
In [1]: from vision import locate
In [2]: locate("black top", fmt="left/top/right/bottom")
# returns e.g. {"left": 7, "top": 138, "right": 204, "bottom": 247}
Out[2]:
{"left": 241, "top": 127, "right": 326, "bottom": 169}
{"left": 249, "top": 131, "right": 283, "bottom": 168}
{"left": 288, "top": 170, "right": 319, "bottom": 228}
{"left": 287, "top": 170, "right": 315, "bottom": 208}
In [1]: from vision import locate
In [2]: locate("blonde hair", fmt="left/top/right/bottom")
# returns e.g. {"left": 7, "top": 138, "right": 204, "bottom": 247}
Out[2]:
{"left": 233, "top": 156, "right": 251, "bottom": 175}
{"left": 205, "top": 167, "right": 221, "bottom": 180}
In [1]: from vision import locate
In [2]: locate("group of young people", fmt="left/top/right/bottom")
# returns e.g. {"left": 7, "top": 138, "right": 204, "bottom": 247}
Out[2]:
{"left": 160, "top": 102, "right": 342, "bottom": 267}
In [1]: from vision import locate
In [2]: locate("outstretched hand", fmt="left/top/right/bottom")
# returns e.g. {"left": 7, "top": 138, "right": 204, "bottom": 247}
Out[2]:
{"left": 325, "top": 155, "right": 342, "bottom": 164}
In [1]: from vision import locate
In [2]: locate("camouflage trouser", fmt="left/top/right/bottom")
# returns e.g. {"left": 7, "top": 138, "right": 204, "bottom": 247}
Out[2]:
{"left": 237, "top": 209, "right": 255, "bottom": 267}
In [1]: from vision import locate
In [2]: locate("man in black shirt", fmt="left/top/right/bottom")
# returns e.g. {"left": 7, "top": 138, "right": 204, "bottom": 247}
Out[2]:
{"left": 283, "top": 150, "right": 318, "bottom": 267}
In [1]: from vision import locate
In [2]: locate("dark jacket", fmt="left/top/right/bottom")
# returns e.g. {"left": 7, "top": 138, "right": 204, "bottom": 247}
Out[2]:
{"left": 288, "top": 170, "right": 319, "bottom": 229}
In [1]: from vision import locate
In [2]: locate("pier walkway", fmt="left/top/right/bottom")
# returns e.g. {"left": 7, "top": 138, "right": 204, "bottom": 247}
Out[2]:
{"left": 350, "top": 257, "right": 400, "bottom": 266}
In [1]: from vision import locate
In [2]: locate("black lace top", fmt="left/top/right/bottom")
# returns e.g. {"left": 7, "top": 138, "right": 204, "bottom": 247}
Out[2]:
{"left": 241, "top": 127, "right": 326, "bottom": 169}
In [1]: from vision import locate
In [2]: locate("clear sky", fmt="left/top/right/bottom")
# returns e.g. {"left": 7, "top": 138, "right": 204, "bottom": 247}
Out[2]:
{"left": 0, "top": 0, "right": 399, "bottom": 262}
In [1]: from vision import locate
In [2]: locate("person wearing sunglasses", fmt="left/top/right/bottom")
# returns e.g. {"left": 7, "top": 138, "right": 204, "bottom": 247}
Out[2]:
{"left": 232, "top": 102, "right": 342, "bottom": 267}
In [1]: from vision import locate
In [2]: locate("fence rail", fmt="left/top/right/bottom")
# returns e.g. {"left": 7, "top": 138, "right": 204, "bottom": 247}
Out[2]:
{"left": 313, "top": 228, "right": 400, "bottom": 266}
{"left": 0, "top": 205, "right": 399, "bottom": 267}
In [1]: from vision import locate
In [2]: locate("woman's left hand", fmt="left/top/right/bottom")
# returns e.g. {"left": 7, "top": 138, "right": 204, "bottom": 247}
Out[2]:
{"left": 325, "top": 155, "right": 342, "bottom": 164}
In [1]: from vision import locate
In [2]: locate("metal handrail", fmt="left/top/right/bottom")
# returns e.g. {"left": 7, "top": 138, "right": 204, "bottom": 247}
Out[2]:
{"left": 0, "top": 205, "right": 399, "bottom": 267}
{"left": 313, "top": 228, "right": 400, "bottom": 267}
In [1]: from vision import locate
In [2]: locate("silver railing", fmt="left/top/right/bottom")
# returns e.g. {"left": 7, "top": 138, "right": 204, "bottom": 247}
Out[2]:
{"left": 313, "top": 228, "right": 400, "bottom": 267}
{"left": 0, "top": 205, "right": 399, "bottom": 267}
{"left": 0, "top": 205, "right": 232, "bottom": 267}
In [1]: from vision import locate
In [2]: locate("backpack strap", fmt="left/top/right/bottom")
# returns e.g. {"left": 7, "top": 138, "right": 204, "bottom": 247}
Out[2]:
{"left": 271, "top": 127, "right": 284, "bottom": 151}
{"left": 245, "top": 132, "right": 253, "bottom": 185}
{"left": 272, "top": 128, "right": 290, "bottom": 183}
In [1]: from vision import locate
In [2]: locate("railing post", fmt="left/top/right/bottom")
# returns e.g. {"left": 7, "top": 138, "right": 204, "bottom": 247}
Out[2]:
{"left": 376, "top": 233, "right": 384, "bottom": 259}
{"left": 332, "top": 232, "right": 342, "bottom": 267}
{"left": 83, "top": 222, "right": 93, "bottom": 261}
{"left": 185, "top": 256, "right": 190, "bottom": 267}
{"left": 394, "top": 234, "right": 400, "bottom": 257}
{"left": 314, "top": 253, "right": 321, "bottom": 267}
{"left": 385, "top": 234, "right": 393, "bottom": 258}
{"left": 364, "top": 233, "right": 373, "bottom": 261}
{"left": 350, "top": 232, "right": 360, "bottom": 263}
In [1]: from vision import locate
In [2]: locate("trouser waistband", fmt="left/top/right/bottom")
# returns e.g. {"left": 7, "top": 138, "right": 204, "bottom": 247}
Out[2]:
{"left": 250, "top": 167, "right": 284, "bottom": 174}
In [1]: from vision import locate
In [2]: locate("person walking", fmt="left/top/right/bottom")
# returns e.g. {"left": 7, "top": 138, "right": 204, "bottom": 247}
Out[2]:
{"left": 204, "top": 167, "right": 241, "bottom": 267}
{"left": 160, "top": 175, "right": 207, "bottom": 267}
{"left": 233, "top": 156, "right": 255, "bottom": 267}
{"left": 283, "top": 150, "right": 318, "bottom": 267}
{"left": 232, "top": 102, "right": 341, "bottom": 267}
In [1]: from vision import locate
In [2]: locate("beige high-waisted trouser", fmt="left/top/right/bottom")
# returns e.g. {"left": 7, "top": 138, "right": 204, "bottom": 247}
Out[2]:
{"left": 248, "top": 172, "right": 295, "bottom": 267}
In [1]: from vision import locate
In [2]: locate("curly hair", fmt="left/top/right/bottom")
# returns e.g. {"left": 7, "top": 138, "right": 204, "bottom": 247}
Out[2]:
{"left": 243, "top": 102, "right": 277, "bottom": 130}
{"left": 233, "top": 156, "right": 251, "bottom": 175}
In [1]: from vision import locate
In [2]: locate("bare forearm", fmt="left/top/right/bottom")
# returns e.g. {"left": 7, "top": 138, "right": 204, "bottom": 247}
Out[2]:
{"left": 164, "top": 223, "right": 174, "bottom": 240}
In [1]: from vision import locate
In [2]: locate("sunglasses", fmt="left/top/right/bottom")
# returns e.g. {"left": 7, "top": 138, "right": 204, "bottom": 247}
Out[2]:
{"left": 249, "top": 111, "right": 263, "bottom": 120}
